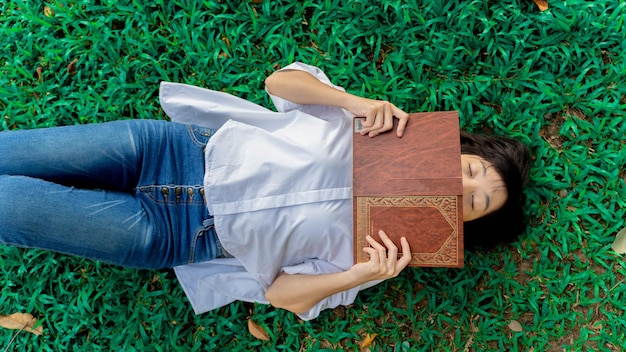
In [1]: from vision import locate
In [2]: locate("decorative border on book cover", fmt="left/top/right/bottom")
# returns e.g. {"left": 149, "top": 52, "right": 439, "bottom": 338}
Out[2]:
{"left": 355, "top": 196, "right": 460, "bottom": 266}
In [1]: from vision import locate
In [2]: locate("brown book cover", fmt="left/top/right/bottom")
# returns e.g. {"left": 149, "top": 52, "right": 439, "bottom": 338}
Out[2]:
{"left": 353, "top": 111, "right": 463, "bottom": 267}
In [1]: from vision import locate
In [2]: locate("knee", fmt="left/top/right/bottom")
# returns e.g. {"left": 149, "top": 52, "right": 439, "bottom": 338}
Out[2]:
{"left": 0, "top": 175, "right": 33, "bottom": 217}
{"left": 0, "top": 175, "right": 33, "bottom": 233}
{"left": 0, "top": 175, "right": 59, "bottom": 224}
{"left": 0, "top": 174, "right": 21, "bottom": 201}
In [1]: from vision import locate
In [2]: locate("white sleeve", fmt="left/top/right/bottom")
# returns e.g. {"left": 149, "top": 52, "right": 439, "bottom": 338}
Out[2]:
{"left": 159, "top": 81, "right": 284, "bottom": 129}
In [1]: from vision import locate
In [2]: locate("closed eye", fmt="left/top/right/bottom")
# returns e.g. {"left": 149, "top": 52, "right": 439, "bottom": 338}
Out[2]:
{"left": 479, "top": 160, "right": 491, "bottom": 211}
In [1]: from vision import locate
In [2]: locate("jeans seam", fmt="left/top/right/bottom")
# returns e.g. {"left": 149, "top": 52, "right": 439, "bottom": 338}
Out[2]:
{"left": 186, "top": 125, "right": 214, "bottom": 147}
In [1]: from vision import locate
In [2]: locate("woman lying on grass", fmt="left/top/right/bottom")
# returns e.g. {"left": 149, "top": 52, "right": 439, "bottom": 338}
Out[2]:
{"left": 0, "top": 62, "right": 530, "bottom": 320}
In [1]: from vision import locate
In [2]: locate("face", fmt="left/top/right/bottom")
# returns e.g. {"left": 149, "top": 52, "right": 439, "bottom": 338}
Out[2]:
{"left": 461, "top": 154, "right": 508, "bottom": 222}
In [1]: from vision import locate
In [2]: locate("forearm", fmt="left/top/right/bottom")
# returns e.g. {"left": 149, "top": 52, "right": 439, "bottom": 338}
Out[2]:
{"left": 264, "top": 70, "right": 359, "bottom": 109}
{"left": 265, "top": 68, "right": 409, "bottom": 137}
{"left": 265, "top": 232, "right": 411, "bottom": 315}
{"left": 265, "top": 270, "right": 364, "bottom": 315}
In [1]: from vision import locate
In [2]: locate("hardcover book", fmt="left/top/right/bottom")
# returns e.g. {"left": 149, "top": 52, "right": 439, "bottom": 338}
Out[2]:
{"left": 353, "top": 111, "right": 464, "bottom": 267}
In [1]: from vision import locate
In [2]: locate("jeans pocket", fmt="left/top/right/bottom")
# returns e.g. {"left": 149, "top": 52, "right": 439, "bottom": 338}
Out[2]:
{"left": 186, "top": 125, "right": 214, "bottom": 148}
{"left": 189, "top": 218, "right": 219, "bottom": 263}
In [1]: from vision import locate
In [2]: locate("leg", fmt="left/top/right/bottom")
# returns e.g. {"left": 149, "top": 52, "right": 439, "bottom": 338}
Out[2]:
{"left": 0, "top": 175, "right": 161, "bottom": 268}
{"left": 0, "top": 121, "right": 222, "bottom": 268}
{"left": 0, "top": 120, "right": 142, "bottom": 191}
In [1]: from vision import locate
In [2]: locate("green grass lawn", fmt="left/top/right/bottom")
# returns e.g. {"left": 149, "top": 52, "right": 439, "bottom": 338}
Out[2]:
{"left": 1, "top": 0, "right": 625, "bottom": 350}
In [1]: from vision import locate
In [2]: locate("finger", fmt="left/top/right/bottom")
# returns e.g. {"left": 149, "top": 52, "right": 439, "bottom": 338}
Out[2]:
{"left": 365, "top": 234, "right": 385, "bottom": 250}
{"left": 383, "top": 103, "right": 394, "bottom": 132}
{"left": 400, "top": 235, "right": 411, "bottom": 254}
{"left": 369, "top": 103, "right": 401, "bottom": 137}
{"left": 369, "top": 105, "right": 393, "bottom": 138}
{"left": 362, "top": 105, "right": 377, "bottom": 127}
{"left": 362, "top": 247, "right": 379, "bottom": 264}
{"left": 394, "top": 107, "right": 409, "bottom": 137}
{"left": 377, "top": 230, "right": 398, "bottom": 252}
{"left": 396, "top": 237, "right": 412, "bottom": 269}
{"left": 360, "top": 112, "right": 376, "bottom": 135}
{"left": 361, "top": 115, "right": 369, "bottom": 129}
{"left": 368, "top": 109, "right": 385, "bottom": 137}
{"left": 366, "top": 234, "right": 389, "bottom": 268}
{"left": 378, "top": 230, "right": 398, "bottom": 269}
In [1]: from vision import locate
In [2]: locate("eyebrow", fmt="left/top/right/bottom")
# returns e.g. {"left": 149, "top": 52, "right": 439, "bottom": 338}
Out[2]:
{"left": 480, "top": 160, "right": 490, "bottom": 211}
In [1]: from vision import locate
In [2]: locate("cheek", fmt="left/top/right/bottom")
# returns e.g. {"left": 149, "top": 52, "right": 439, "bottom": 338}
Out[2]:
{"left": 491, "top": 190, "right": 508, "bottom": 212}
{"left": 461, "top": 200, "right": 475, "bottom": 222}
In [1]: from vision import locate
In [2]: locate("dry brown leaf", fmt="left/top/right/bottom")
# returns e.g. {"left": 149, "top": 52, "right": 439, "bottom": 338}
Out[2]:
{"left": 0, "top": 313, "right": 43, "bottom": 336}
{"left": 67, "top": 58, "right": 78, "bottom": 75}
{"left": 508, "top": 320, "right": 523, "bottom": 332}
{"left": 221, "top": 35, "right": 231, "bottom": 50}
{"left": 611, "top": 227, "right": 626, "bottom": 254}
{"left": 360, "top": 333, "right": 377, "bottom": 348}
{"left": 533, "top": 0, "right": 548, "bottom": 11}
{"left": 247, "top": 318, "right": 270, "bottom": 341}
{"left": 35, "top": 66, "right": 43, "bottom": 82}
{"left": 44, "top": 6, "right": 54, "bottom": 17}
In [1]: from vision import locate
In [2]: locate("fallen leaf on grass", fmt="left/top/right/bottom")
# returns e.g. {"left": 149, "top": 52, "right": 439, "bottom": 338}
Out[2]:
{"left": 360, "top": 333, "right": 377, "bottom": 348}
{"left": 219, "top": 36, "right": 231, "bottom": 58}
{"left": 611, "top": 227, "right": 626, "bottom": 254}
{"left": 67, "top": 58, "right": 78, "bottom": 75}
{"left": 35, "top": 66, "right": 43, "bottom": 82}
{"left": 533, "top": 0, "right": 548, "bottom": 11}
{"left": 43, "top": 6, "right": 54, "bottom": 17}
{"left": 221, "top": 35, "right": 231, "bottom": 50}
{"left": 508, "top": 320, "right": 523, "bottom": 332}
{"left": 0, "top": 313, "right": 43, "bottom": 336}
{"left": 247, "top": 318, "right": 269, "bottom": 341}
{"left": 591, "top": 322, "right": 603, "bottom": 331}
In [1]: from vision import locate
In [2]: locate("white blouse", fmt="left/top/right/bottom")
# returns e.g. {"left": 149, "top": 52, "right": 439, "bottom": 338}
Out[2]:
{"left": 160, "top": 62, "right": 381, "bottom": 320}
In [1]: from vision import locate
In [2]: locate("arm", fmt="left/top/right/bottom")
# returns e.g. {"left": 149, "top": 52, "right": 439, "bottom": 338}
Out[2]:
{"left": 265, "top": 70, "right": 409, "bottom": 137}
{"left": 264, "top": 230, "right": 411, "bottom": 315}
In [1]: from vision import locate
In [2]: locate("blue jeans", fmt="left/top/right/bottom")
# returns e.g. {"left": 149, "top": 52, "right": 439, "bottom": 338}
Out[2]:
{"left": 0, "top": 120, "right": 223, "bottom": 269}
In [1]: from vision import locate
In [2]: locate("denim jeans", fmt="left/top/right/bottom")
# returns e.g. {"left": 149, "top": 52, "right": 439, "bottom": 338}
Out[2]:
{"left": 0, "top": 120, "right": 222, "bottom": 269}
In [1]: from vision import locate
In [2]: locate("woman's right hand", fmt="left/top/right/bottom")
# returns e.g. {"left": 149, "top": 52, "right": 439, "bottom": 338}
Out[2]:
{"left": 348, "top": 230, "right": 412, "bottom": 283}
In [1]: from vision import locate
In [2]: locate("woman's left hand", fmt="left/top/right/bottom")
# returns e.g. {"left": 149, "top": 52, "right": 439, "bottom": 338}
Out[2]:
{"left": 265, "top": 230, "right": 411, "bottom": 315}
{"left": 348, "top": 230, "right": 412, "bottom": 283}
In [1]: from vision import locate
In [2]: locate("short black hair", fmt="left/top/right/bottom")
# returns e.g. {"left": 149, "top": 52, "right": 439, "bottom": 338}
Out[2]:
{"left": 460, "top": 132, "right": 531, "bottom": 250}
